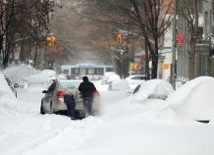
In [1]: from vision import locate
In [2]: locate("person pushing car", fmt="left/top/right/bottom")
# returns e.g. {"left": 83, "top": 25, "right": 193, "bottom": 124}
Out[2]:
{"left": 78, "top": 76, "right": 97, "bottom": 116}
{"left": 64, "top": 86, "right": 79, "bottom": 120}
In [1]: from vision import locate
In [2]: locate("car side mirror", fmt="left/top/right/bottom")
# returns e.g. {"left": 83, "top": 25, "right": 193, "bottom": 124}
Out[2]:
{"left": 14, "top": 83, "right": 19, "bottom": 88}
{"left": 127, "top": 91, "right": 132, "bottom": 95}
{"left": 42, "top": 90, "right": 47, "bottom": 93}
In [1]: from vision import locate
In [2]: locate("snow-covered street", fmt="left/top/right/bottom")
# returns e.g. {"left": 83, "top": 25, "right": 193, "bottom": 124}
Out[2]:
{"left": 1, "top": 65, "right": 214, "bottom": 155}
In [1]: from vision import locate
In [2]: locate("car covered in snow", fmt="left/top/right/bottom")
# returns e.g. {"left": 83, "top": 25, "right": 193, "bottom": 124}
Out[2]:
{"left": 106, "top": 74, "right": 121, "bottom": 90}
{"left": 131, "top": 79, "right": 174, "bottom": 101}
{"left": 125, "top": 74, "right": 146, "bottom": 89}
{"left": 156, "top": 76, "right": 214, "bottom": 123}
{"left": 5, "top": 76, "right": 19, "bottom": 98}
{"left": 0, "top": 73, "right": 18, "bottom": 98}
{"left": 101, "top": 72, "right": 117, "bottom": 85}
{"left": 109, "top": 80, "right": 130, "bottom": 91}
{"left": 125, "top": 74, "right": 146, "bottom": 84}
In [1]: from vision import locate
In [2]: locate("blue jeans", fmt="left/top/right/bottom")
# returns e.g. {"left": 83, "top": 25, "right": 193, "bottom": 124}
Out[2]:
{"left": 83, "top": 97, "right": 94, "bottom": 116}
{"left": 64, "top": 94, "right": 76, "bottom": 119}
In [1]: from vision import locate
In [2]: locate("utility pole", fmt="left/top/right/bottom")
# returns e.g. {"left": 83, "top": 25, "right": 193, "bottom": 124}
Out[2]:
{"left": 171, "top": 0, "right": 177, "bottom": 89}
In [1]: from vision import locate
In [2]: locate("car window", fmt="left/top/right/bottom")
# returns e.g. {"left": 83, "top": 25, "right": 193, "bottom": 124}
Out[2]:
{"left": 5, "top": 77, "right": 12, "bottom": 86}
{"left": 131, "top": 76, "right": 146, "bottom": 80}
{"left": 133, "top": 84, "right": 141, "bottom": 94}
{"left": 132, "top": 77, "right": 140, "bottom": 80}
{"left": 60, "top": 81, "right": 81, "bottom": 90}
{"left": 140, "top": 76, "right": 146, "bottom": 80}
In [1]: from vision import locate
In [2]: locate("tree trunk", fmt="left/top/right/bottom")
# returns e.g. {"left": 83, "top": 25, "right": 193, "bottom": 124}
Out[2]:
{"left": 151, "top": 38, "right": 159, "bottom": 79}
{"left": 151, "top": 56, "right": 158, "bottom": 79}
{"left": 34, "top": 43, "right": 38, "bottom": 68}
{"left": 145, "top": 44, "right": 150, "bottom": 80}
{"left": 189, "top": 38, "right": 196, "bottom": 79}
{"left": 3, "top": 53, "right": 9, "bottom": 68}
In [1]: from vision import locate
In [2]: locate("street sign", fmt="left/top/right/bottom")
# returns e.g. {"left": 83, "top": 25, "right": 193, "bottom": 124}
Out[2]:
{"left": 160, "top": 63, "right": 170, "bottom": 70}
{"left": 140, "top": 54, "right": 146, "bottom": 62}
{"left": 175, "top": 33, "right": 185, "bottom": 44}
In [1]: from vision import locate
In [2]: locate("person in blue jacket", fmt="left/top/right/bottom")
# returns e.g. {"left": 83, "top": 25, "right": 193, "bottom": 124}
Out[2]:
{"left": 64, "top": 86, "right": 78, "bottom": 120}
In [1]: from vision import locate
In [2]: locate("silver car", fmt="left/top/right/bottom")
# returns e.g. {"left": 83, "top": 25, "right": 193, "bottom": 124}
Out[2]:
{"left": 60, "top": 80, "right": 100, "bottom": 117}
{"left": 40, "top": 79, "right": 100, "bottom": 118}
{"left": 40, "top": 79, "right": 67, "bottom": 115}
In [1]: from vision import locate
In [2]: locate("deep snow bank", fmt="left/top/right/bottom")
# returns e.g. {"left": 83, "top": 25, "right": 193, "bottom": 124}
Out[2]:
{"left": 156, "top": 76, "right": 214, "bottom": 123}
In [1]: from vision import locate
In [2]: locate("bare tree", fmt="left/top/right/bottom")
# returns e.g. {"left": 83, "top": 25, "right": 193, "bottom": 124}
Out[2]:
{"left": 75, "top": 0, "right": 173, "bottom": 79}
{"left": 0, "top": 0, "right": 17, "bottom": 68}
{"left": 129, "top": 0, "right": 173, "bottom": 79}
{"left": 178, "top": 0, "right": 205, "bottom": 79}
{"left": 0, "top": 0, "right": 54, "bottom": 68}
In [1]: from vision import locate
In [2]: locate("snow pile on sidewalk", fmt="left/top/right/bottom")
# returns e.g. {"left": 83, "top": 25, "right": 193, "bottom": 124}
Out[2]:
{"left": 2, "top": 64, "right": 56, "bottom": 89}
{"left": 1, "top": 64, "right": 39, "bottom": 82}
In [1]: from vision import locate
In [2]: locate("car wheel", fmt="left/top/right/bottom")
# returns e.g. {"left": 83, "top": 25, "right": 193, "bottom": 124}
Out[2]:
{"left": 40, "top": 103, "right": 45, "bottom": 115}
{"left": 50, "top": 102, "right": 54, "bottom": 114}
{"left": 74, "top": 110, "right": 85, "bottom": 119}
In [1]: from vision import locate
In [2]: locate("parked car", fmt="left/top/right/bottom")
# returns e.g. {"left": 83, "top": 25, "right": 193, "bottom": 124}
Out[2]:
{"left": 0, "top": 73, "right": 18, "bottom": 98}
{"left": 131, "top": 79, "right": 174, "bottom": 100}
{"left": 125, "top": 74, "right": 146, "bottom": 90}
{"left": 40, "top": 79, "right": 100, "bottom": 118}
{"left": 4, "top": 75, "right": 18, "bottom": 98}
{"left": 125, "top": 75, "right": 146, "bottom": 84}
{"left": 101, "top": 72, "right": 117, "bottom": 85}
{"left": 106, "top": 74, "right": 121, "bottom": 90}
{"left": 109, "top": 80, "right": 130, "bottom": 91}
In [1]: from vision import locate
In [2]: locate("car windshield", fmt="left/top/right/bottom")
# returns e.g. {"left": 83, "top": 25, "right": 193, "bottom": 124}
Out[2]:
{"left": 132, "top": 76, "right": 145, "bottom": 80}
{"left": 59, "top": 80, "right": 82, "bottom": 90}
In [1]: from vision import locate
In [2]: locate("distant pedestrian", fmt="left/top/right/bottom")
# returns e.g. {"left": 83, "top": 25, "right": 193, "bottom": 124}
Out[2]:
{"left": 64, "top": 86, "right": 79, "bottom": 120}
{"left": 78, "top": 76, "right": 96, "bottom": 116}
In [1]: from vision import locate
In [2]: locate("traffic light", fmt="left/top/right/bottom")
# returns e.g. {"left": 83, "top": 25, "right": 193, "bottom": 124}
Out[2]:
{"left": 130, "top": 62, "right": 139, "bottom": 71}
{"left": 46, "top": 35, "right": 56, "bottom": 46}
{"left": 51, "top": 36, "right": 56, "bottom": 45}
{"left": 116, "top": 33, "right": 122, "bottom": 43}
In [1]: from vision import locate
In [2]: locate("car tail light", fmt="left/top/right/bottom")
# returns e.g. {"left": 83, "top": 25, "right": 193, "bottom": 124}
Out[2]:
{"left": 57, "top": 90, "right": 65, "bottom": 98}
{"left": 94, "top": 90, "right": 100, "bottom": 97}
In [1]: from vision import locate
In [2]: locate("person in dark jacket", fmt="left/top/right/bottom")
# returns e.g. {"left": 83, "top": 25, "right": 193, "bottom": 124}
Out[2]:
{"left": 78, "top": 76, "right": 96, "bottom": 116}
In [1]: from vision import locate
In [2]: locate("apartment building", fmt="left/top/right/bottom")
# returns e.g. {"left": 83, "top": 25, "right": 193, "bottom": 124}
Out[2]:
{"left": 161, "top": 0, "right": 214, "bottom": 84}
{"left": 177, "top": 0, "right": 214, "bottom": 82}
